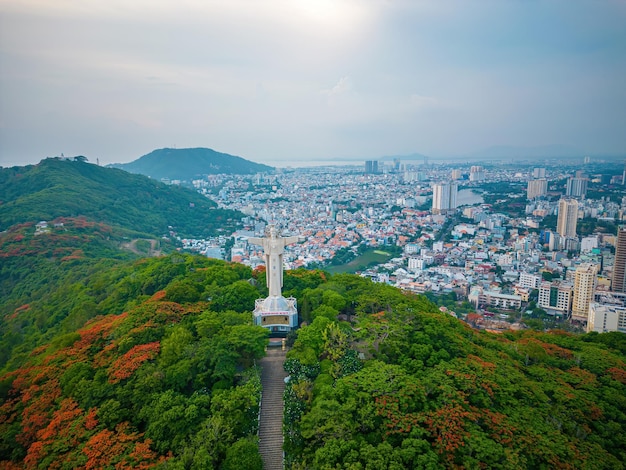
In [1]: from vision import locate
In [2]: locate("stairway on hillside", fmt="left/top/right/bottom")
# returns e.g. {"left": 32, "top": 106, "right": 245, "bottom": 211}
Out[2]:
{"left": 258, "top": 348, "right": 287, "bottom": 470}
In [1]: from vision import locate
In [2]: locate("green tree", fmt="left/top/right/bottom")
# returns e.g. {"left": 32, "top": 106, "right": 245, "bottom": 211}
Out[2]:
{"left": 222, "top": 437, "right": 263, "bottom": 470}
{"left": 211, "top": 280, "right": 260, "bottom": 312}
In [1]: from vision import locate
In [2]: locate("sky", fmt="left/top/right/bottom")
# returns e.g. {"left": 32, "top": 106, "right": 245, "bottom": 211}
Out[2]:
{"left": 1, "top": 0, "right": 625, "bottom": 167}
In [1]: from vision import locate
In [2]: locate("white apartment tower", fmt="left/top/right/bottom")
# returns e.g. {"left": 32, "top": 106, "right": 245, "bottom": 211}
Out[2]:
{"left": 469, "top": 166, "right": 485, "bottom": 182}
{"left": 432, "top": 182, "right": 458, "bottom": 215}
{"left": 527, "top": 178, "right": 548, "bottom": 199}
{"left": 572, "top": 263, "right": 598, "bottom": 321}
{"left": 557, "top": 198, "right": 578, "bottom": 238}
{"left": 566, "top": 177, "right": 588, "bottom": 198}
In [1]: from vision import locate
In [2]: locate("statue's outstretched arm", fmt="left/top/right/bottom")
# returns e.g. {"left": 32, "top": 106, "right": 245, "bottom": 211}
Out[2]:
{"left": 248, "top": 237, "right": 263, "bottom": 247}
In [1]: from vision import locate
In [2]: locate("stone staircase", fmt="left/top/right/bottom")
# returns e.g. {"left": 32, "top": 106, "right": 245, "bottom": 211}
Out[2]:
{"left": 258, "top": 348, "right": 287, "bottom": 470}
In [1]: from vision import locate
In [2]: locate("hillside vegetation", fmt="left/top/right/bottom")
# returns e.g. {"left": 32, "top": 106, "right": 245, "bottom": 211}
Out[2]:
{"left": 0, "top": 158, "right": 244, "bottom": 372}
{"left": 1, "top": 256, "right": 625, "bottom": 468}
{"left": 0, "top": 255, "right": 269, "bottom": 469}
{"left": 109, "top": 147, "right": 274, "bottom": 181}
{"left": 284, "top": 276, "right": 626, "bottom": 469}
{"left": 0, "top": 158, "right": 241, "bottom": 237}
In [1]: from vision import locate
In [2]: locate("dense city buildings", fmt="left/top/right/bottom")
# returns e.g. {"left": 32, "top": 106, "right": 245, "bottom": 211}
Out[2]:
{"left": 175, "top": 158, "right": 626, "bottom": 333}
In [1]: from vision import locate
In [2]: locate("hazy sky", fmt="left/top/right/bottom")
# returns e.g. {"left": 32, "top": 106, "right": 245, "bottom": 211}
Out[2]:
{"left": 1, "top": 1, "right": 625, "bottom": 167}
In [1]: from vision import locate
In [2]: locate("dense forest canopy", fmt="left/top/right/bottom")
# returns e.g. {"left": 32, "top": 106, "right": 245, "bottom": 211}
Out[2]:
{"left": 0, "top": 254, "right": 624, "bottom": 468}
{"left": 0, "top": 255, "right": 269, "bottom": 469}
{"left": 283, "top": 276, "right": 626, "bottom": 469}
{"left": 0, "top": 158, "right": 242, "bottom": 237}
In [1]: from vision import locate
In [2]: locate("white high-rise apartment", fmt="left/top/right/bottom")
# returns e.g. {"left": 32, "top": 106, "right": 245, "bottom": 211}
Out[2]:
{"left": 557, "top": 198, "right": 578, "bottom": 238}
{"left": 566, "top": 177, "right": 588, "bottom": 198}
{"left": 432, "top": 182, "right": 458, "bottom": 215}
{"left": 469, "top": 166, "right": 484, "bottom": 182}
{"left": 572, "top": 263, "right": 598, "bottom": 321}
{"left": 527, "top": 179, "right": 547, "bottom": 199}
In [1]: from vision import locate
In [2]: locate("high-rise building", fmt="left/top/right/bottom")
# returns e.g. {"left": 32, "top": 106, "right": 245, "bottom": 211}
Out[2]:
{"left": 469, "top": 166, "right": 484, "bottom": 182}
{"left": 532, "top": 167, "right": 546, "bottom": 179}
{"left": 572, "top": 263, "right": 598, "bottom": 321}
{"left": 527, "top": 178, "right": 547, "bottom": 199}
{"left": 566, "top": 177, "right": 588, "bottom": 198}
{"left": 432, "top": 182, "right": 458, "bottom": 215}
{"left": 451, "top": 169, "right": 462, "bottom": 180}
{"left": 557, "top": 198, "right": 578, "bottom": 238}
{"left": 612, "top": 229, "right": 626, "bottom": 293}
{"left": 365, "top": 160, "right": 379, "bottom": 174}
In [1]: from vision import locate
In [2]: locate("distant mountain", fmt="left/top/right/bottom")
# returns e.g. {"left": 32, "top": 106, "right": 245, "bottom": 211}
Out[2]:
{"left": 110, "top": 147, "right": 274, "bottom": 180}
{"left": 469, "top": 144, "right": 585, "bottom": 160}
{"left": 0, "top": 157, "right": 242, "bottom": 238}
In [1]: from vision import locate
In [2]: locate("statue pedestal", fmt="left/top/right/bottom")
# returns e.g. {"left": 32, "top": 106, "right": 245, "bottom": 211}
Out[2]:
{"left": 253, "top": 295, "right": 298, "bottom": 336}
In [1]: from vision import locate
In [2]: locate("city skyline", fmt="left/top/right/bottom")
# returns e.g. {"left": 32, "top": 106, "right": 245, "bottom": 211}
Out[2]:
{"left": 1, "top": 1, "right": 626, "bottom": 168}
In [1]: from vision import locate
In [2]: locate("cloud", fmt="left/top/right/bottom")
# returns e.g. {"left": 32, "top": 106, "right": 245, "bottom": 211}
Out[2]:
{"left": 409, "top": 94, "right": 438, "bottom": 109}
{"left": 1, "top": 0, "right": 625, "bottom": 166}
{"left": 321, "top": 76, "right": 353, "bottom": 96}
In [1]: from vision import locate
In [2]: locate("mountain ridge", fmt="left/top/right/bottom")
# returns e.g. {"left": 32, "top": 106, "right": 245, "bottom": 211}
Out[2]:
{"left": 109, "top": 147, "right": 274, "bottom": 181}
{"left": 0, "top": 157, "right": 242, "bottom": 238}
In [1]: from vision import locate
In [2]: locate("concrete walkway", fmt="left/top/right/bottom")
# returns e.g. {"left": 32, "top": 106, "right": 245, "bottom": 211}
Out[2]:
{"left": 258, "top": 348, "right": 287, "bottom": 470}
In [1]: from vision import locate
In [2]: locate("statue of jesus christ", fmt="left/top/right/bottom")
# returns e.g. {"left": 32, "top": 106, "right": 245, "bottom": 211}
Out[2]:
{"left": 249, "top": 225, "right": 299, "bottom": 298}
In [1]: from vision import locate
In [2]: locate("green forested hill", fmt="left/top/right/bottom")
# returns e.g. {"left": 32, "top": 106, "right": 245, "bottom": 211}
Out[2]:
{"left": 0, "top": 255, "right": 269, "bottom": 469}
{"left": 0, "top": 158, "right": 243, "bottom": 372}
{"left": 284, "top": 276, "right": 626, "bottom": 469}
{"left": 0, "top": 218, "right": 143, "bottom": 371}
{"left": 109, "top": 147, "right": 274, "bottom": 181}
{"left": 0, "top": 157, "right": 241, "bottom": 237}
{"left": 1, "top": 258, "right": 625, "bottom": 469}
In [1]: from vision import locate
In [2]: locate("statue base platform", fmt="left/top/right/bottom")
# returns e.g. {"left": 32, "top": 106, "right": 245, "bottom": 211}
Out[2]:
{"left": 253, "top": 295, "right": 298, "bottom": 334}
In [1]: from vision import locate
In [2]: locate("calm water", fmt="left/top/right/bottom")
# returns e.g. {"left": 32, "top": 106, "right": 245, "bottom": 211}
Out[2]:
{"left": 457, "top": 189, "right": 483, "bottom": 206}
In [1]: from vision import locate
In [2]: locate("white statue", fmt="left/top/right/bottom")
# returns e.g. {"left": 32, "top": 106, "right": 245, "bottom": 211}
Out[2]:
{"left": 249, "top": 225, "right": 298, "bottom": 297}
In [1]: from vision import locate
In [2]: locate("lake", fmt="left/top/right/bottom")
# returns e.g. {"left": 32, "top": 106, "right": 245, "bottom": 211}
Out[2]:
{"left": 457, "top": 189, "right": 483, "bottom": 206}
